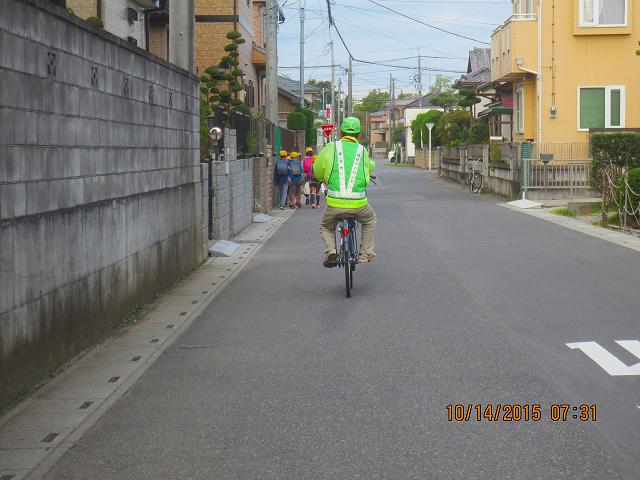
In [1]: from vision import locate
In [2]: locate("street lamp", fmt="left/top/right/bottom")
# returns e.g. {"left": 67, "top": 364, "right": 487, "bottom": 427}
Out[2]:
{"left": 426, "top": 123, "right": 435, "bottom": 170}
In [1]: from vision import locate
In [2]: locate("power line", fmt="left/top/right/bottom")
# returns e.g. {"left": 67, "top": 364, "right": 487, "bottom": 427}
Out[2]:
{"left": 367, "top": 0, "right": 491, "bottom": 45}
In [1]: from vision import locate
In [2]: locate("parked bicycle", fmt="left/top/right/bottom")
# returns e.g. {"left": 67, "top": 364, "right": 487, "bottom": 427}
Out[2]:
{"left": 466, "top": 156, "right": 483, "bottom": 194}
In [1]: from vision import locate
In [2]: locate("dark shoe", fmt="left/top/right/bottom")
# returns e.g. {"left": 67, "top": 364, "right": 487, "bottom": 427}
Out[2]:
{"left": 280, "top": 204, "right": 285, "bottom": 210}
{"left": 323, "top": 251, "right": 339, "bottom": 268}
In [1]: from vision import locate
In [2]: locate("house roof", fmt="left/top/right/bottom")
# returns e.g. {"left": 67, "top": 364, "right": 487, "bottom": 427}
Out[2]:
{"left": 405, "top": 93, "right": 439, "bottom": 109}
{"left": 277, "top": 76, "right": 321, "bottom": 95}
{"left": 454, "top": 47, "right": 491, "bottom": 88}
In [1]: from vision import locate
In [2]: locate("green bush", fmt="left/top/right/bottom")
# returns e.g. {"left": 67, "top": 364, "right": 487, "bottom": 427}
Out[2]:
{"left": 86, "top": 16, "right": 104, "bottom": 28}
{"left": 615, "top": 167, "right": 640, "bottom": 217}
{"left": 287, "top": 111, "right": 306, "bottom": 131}
{"left": 463, "top": 122, "right": 489, "bottom": 145}
{"left": 411, "top": 110, "right": 443, "bottom": 148}
{"left": 590, "top": 133, "right": 640, "bottom": 188}
{"left": 489, "top": 144, "right": 502, "bottom": 164}
{"left": 435, "top": 109, "right": 471, "bottom": 146}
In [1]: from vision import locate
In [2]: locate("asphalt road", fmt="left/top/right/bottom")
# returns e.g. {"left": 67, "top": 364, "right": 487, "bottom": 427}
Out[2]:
{"left": 46, "top": 165, "right": 640, "bottom": 479}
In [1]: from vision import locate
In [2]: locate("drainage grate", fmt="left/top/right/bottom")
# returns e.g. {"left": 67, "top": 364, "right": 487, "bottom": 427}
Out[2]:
{"left": 211, "top": 283, "right": 217, "bottom": 286}
{"left": 41, "top": 432, "right": 60, "bottom": 443}
{"left": 179, "top": 312, "right": 187, "bottom": 316}
{"left": 131, "top": 356, "right": 142, "bottom": 362}
{"left": 79, "top": 401, "right": 94, "bottom": 410}
{"left": 191, "top": 300, "right": 198, "bottom": 304}
{"left": 166, "top": 324, "right": 175, "bottom": 329}
{"left": 150, "top": 338, "right": 160, "bottom": 344}
{"left": 201, "top": 291, "right": 208, "bottom": 294}
{"left": 107, "top": 376, "right": 120, "bottom": 383}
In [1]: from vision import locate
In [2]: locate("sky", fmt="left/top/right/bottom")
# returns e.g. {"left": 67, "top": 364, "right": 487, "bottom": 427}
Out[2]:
{"left": 276, "top": 0, "right": 513, "bottom": 101}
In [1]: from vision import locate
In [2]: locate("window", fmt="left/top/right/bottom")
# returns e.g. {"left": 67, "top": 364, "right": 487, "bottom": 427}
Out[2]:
{"left": 580, "top": 0, "right": 627, "bottom": 26}
{"left": 514, "top": 0, "right": 534, "bottom": 15}
{"left": 515, "top": 87, "right": 524, "bottom": 134}
{"left": 578, "top": 86, "right": 625, "bottom": 130}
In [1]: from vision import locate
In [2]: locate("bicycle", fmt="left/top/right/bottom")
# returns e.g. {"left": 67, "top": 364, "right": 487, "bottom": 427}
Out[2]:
{"left": 331, "top": 176, "right": 376, "bottom": 298}
{"left": 335, "top": 216, "right": 358, "bottom": 298}
{"left": 466, "top": 156, "right": 483, "bottom": 194}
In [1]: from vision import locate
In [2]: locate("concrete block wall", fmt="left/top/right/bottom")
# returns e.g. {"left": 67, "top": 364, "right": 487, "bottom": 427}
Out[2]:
{"left": 253, "top": 147, "right": 274, "bottom": 214}
{"left": 208, "top": 129, "right": 254, "bottom": 240}
{"left": 200, "top": 162, "right": 210, "bottom": 252}
{"left": 0, "top": 0, "right": 202, "bottom": 410}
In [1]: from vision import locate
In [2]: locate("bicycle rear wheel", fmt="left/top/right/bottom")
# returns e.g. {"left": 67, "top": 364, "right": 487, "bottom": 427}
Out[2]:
{"left": 344, "top": 257, "right": 351, "bottom": 297}
{"left": 470, "top": 172, "right": 483, "bottom": 193}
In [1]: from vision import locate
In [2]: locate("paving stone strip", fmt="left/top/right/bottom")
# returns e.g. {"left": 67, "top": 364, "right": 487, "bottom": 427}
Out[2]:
{"left": 501, "top": 204, "right": 640, "bottom": 253}
{"left": 0, "top": 209, "right": 295, "bottom": 480}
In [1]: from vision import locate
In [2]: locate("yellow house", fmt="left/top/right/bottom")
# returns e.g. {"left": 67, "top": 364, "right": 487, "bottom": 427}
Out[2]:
{"left": 491, "top": 0, "right": 640, "bottom": 159}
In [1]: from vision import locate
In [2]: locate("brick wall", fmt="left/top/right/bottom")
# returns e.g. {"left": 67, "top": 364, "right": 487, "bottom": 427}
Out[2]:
{"left": 0, "top": 0, "right": 202, "bottom": 411}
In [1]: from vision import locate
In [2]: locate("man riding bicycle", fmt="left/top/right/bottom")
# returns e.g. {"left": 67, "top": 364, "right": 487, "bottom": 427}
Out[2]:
{"left": 313, "top": 117, "right": 377, "bottom": 268}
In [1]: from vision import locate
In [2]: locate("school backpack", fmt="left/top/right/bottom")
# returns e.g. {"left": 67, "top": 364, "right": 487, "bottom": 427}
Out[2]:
{"left": 290, "top": 159, "right": 302, "bottom": 176}
{"left": 276, "top": 158, "right": 289, "bottom": 175}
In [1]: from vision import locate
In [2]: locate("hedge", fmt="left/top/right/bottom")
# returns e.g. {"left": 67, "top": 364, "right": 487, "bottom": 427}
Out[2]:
{"left": 591, "top": 133, "right": 640, "bottom": 188}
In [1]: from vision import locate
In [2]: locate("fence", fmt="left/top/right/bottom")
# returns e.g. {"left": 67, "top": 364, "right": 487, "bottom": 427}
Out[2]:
{"left": 415, "top": 148, "right": 441, "bottom": 170}
{"left": 531, "top": 142, "right": 590, "bottom": 162}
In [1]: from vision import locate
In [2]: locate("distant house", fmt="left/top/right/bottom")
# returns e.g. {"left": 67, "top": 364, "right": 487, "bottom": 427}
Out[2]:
{"left": 453, "top": 47, "right": 512, "bottom": 141}
{"left": 277, "top": 76, "right": 320, "bottom": 128}
{"left": 453, "top": 48, "right": 492, "bottom": 119}
{"left": 403, "top": 93, "right": 443, "bottom": 162}
{"left": 66, "top": 0, "right": 158, "bottom": 48}
{"left": 367, "top": 110, "right": 388, "bottom": 146}
{"left": 145, "top": 0, "right": 273, "bottom": 116}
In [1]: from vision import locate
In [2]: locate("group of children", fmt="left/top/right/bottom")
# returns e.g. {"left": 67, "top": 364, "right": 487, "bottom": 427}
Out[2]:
{"left": 274, "top": 147, "right": 323, "bottom": 210}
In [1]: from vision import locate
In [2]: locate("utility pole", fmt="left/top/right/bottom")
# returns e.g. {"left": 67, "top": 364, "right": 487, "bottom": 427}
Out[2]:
{"left": 388, "top": 74, "right": 392, "bottom": 144}
{"left": 337, "top": 77, "right": 342, "bottom": 129}
{"left": 347, "top": 56, "right": 353, "bottom": 116}
{"left": 265, "top": 0, "right": 278, "bottom": 124}
{"left": 299, "top": 2, "right": 305, "bottom": 108}
{"left": 330, "top": 40, "right": 336, "bottom": 140}
{"left": 169, "top": 0, "right": 195, "bottom": 73}
{"left": 417, "top": 49, "right": 422, "bottom": 95}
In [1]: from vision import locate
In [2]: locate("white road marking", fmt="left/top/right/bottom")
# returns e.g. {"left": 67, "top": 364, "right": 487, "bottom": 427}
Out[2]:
{"left": 566, "top": 341, "right": 640, "bottom": 376}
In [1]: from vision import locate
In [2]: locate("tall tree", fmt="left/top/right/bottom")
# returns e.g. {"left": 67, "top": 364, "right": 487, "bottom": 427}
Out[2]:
{"left": 355, "top": 89, "right": 390, "bottom": 114}
{"left": 430, "top": 74, "right": 452, "bottom": 94}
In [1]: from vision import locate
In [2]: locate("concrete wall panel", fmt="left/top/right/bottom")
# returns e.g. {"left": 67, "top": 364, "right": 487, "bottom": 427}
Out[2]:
{"left": 0, "top": 0, "right": 203, "bottom": 411}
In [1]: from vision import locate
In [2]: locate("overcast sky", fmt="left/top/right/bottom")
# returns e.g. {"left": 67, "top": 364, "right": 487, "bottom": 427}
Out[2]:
{"left": 276, "top": 0, "right": 512, "bottom": 101}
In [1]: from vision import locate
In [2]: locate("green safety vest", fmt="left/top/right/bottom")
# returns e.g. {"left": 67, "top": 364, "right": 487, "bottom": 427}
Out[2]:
{"left": 327, "top": 141, "right": 367, "bottom": 207}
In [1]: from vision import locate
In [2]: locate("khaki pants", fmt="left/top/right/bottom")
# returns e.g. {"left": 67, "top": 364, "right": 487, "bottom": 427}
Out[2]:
{"left": 320, "top": 204, "right": 377, "bottom": 255}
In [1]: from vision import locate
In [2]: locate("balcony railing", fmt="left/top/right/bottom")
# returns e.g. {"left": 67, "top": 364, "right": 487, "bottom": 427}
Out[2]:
{"left": 510, "top": 13, "right": 536, "bottom": 21}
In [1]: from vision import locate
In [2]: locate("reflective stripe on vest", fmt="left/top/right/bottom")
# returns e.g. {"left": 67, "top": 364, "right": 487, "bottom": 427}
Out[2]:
{"left": 328, "top": 142, "right": 366, "bottom": 200}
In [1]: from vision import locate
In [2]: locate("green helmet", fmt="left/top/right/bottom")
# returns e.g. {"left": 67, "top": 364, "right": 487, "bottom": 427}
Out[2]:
{"left": 341, "top": 117, "right": 361, "bottom": 135}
